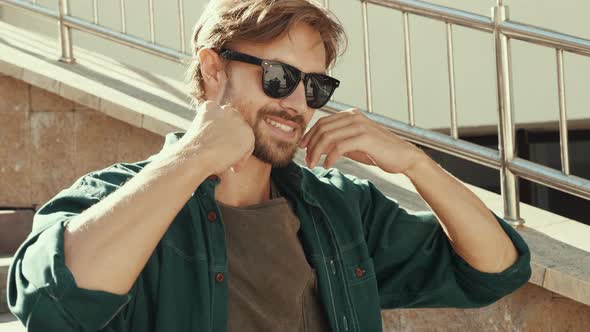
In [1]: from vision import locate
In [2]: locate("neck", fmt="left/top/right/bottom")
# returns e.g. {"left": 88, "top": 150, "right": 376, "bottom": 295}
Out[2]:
{"left": 214, "top": 156, "right": 273, "bottom": 207}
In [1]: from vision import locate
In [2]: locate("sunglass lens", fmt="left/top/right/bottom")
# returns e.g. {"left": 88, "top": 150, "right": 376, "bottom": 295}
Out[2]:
{"left": 262, "top": 63, "right": 299, "bottom": 98}
{"left": 261, "top": 61, "right": 337, "bottom": 109}
{"left": 305, "top": 74, "right": 335, "bottom": 109}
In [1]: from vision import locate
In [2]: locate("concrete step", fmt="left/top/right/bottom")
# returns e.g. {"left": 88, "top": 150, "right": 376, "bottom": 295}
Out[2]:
{"left": 0, "top": 313, "right": 24, "bottom": 332}
{"left": 0, "top": 210, "right": 34, "bottom": 255}
{"left": 0, "top": 209, "right": 32, "bottom": 316}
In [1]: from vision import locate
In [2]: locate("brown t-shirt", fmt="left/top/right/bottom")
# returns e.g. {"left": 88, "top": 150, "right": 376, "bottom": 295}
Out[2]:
{"left": 217, "top": 180, "right": 331, "bottom": 332}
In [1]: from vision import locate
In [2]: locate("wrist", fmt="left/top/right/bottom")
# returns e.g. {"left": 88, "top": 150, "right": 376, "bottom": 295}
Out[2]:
{"left": 403, "top": 152, "right": 437, "bottom": 180}
{"left": 152, "top": 141, "right": 216, "bottom": 180}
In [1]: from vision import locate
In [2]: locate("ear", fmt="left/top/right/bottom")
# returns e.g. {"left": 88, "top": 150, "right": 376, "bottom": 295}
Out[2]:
{"left": 198, "top": 48, "right": 227, "bottom": 100}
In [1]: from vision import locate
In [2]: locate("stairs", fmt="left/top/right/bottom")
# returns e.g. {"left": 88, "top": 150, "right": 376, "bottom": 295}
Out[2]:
{"left": 0, "top": 255, "right": 9, "bottom": 314}
{"left": 0, "top": 312, "right": 24, "bottom": 332}
{"left": 0, "top": 209, "right": 33, "bottom": 331}
{"left": 0, "top": 256, "right": 23, "bottom": 331}
{"left": 0, "top": 208, "right": 34, "bottom": 313}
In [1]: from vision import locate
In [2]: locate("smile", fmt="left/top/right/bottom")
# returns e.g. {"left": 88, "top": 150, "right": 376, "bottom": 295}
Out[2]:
{"left": 265, "top": 118, "right": 295, "bottom": 133}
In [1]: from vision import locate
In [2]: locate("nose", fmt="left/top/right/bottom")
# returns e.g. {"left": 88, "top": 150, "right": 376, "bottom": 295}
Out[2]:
{"left": 278, "top": 79, "right": 308, "bottom": 115}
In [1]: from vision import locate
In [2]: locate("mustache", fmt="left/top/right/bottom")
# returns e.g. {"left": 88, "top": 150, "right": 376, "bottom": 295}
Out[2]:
{"left": 259, "top": 109, "right": 305, "bottom": 127}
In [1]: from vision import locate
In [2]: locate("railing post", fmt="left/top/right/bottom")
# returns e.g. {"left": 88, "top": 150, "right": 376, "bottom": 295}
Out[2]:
{"left": 492, "top": 1, "right": 523, "bottom": 226}
{"left": 446, "top": 22, "right": 458, "bottom": 139}
{"left": 58, "top": 0, "right": 75, "bottom": 63}
{"left": 177, "top": 0, "right": 186, "bottom": 53}
{"left": 324, "top": 0, "right": 334, "bottom": 97}
{"left": 556, "top": 49, "right": 571, "bottom": 175}
{"left": 403, "top": 11, "right": 415, "bottom": 125}
{"left": 361, "top": 0, "right": 374, "bottom": 113}
{"left": 120, "top": 0, "right": 127, "bottom": 34}
{"left": 148, "top": 0, "right": 155, "bottom": 44}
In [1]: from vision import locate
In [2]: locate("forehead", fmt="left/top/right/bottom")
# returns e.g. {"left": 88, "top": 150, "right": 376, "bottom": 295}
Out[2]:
{"left": 232, "top": 22, "right": 327, "bottom": 74}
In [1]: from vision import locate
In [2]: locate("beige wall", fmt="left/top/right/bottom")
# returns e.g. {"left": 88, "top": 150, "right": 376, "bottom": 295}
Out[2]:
{"left": 331, "top": 0, "right": 590, "bottom": 131}
{"left": 0, "top": 74, "right": 163, "bottom": 209}
{"left": 2, "top": 0, "right": 589, "bottom": 132}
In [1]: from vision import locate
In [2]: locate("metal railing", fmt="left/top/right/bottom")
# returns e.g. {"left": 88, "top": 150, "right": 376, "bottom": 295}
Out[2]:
{"left": 1, "top": 0, "right": 589, "bottom": 225}
{"left": 0, "top": 0, "right": 187, "bottom": 62}
{"left": 348, "top": 0, "right": 590, "bottom": 225}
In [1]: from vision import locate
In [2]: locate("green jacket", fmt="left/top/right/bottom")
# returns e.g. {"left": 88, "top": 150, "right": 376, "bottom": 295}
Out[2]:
{"left": 7, "top": 131, "right": 531, "bottom": 332}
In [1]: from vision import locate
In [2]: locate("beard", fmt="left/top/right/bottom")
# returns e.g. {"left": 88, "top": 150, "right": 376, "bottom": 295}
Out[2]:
{"left": 251, "top": 105, "right": 305, "bottom": 168}
{"left": 219, "top": 82, "right": 305, "bottom": 168}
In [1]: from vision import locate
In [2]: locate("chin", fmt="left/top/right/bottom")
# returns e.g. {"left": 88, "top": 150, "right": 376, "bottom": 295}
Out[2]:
{"left": 252, "top": 137, "right": 298, "bottom": 168}
{"left": 251, "top": 108, "right": 304, "bottom": 167}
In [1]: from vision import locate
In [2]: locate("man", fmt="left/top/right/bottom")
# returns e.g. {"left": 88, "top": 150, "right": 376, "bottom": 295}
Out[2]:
{"left": 7, "top": 0, "right": 531, "bottom": 331}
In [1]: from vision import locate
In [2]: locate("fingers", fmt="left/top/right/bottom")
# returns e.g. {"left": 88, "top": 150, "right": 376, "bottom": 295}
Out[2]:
{"left": 323, "top": 136, "right": 369, "bottom": 169}
{"left": 304, "top": 117, "right": 356, "bottom": 154}
{"left": 300, "top": 111, "right": 352, "bottom": 147}
{"left": 300, "top": 108, "right": 366, "bottom": 148}
{"left": 305, "top": 124, "right": 366, "bottom": 168}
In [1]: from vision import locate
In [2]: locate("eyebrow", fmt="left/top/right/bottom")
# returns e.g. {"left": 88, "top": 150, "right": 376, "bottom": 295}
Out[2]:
{"left": 268, "top": 57, "right": 327, "bottom": 75}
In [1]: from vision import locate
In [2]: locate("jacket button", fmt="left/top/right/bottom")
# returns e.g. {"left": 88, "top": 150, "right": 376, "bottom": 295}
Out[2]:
{"left": 207, "top": 211, "right": 217, "bottom": 222}
{"left": 215, "top": 272, "right": 225, "bottom": 283}
{"left": 355, "top": 267, "right": 366, "bottom": 278}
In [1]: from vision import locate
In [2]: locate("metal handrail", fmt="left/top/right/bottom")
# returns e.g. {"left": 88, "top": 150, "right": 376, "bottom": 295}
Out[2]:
{"left": 366, "top": 0, "right": 493, "bottom": 32}
{"left": 0, "top": 0, "right": 189, "bottom": 62}
{"left": 1, "top": 0, "right": 589, "bottom": 224}
{"left": 65, "top": 14, "right": 185, "bottom": 62}
{"left": 323, "top": 102, "right": 503, "bottom": 170}
{"left": 501, "top": 21, "right": 590, "bottom": 57}
{"left": 323, "top": 102, "right": 590, "bottom": 202}
{"left": 358, "top": 0, "right": 590, "bottom": 225}
{"left": 1, "top": 0, "right": 55, "bottom": 19}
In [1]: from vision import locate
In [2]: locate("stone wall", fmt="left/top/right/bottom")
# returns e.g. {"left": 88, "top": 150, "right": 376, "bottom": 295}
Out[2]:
{"left": 380, "top": 283, "right": 590, "bottom": 331}
{"left": 0, "top": 75, "right": 164, "bottom": 209}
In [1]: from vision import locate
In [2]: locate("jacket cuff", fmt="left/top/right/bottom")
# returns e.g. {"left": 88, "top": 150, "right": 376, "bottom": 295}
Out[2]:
{"left": 450, "top": 211, "right": 532, "bottom": 295}
{"left": 22, "top": 219, "right": 132, "bottom": 331}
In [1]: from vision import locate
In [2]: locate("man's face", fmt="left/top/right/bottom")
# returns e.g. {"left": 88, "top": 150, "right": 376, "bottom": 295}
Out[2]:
{"left": 221, "top": 23, "right": 327, "bottom": 167}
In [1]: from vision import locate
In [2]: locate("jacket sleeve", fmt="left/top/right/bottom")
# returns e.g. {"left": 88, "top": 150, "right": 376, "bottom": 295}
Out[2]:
{"left": 355, "top": 178, "right": 532, "bottom": 309}
{"left": 7, "top": 170, "right": 135, "bottom": 331}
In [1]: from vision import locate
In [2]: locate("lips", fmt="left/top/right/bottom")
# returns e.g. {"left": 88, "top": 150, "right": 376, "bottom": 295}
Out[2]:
{"left": 266, "top": 118, "right": 295, "bottom": 132}
{"left": 264, "top": 115, "right": 300, "bottom": 131}
{"left": 263, "top": 117, "right": 299, "bottom": 141}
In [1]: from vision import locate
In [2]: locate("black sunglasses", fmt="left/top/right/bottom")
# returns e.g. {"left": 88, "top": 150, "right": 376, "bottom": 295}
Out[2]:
{"left": 218, "top": 49, "right": 340, "bottom": 109}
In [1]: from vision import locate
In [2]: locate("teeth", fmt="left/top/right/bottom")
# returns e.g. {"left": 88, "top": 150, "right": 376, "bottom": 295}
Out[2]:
{"left": 266, "top": 118, "right": 294, "bottom": 133}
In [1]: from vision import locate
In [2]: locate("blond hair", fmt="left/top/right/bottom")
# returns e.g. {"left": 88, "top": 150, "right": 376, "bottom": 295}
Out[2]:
{"left": 184, "top": 0, "right": 346, "bottom": 107}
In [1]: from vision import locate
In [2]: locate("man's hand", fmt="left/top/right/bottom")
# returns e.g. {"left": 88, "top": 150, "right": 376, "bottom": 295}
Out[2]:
{"left": 299, "top": 108, "right": 429, "bottom": 173}
{"left": 172, "top": 70, "right": 255, "bottom": 175}
{"left": 301, "top": 110, "right": 520, "bottom": 274}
